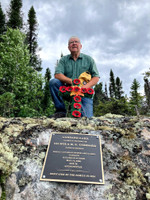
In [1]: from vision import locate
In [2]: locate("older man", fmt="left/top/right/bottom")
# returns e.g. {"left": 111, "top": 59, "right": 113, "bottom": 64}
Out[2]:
{"left": 49, "top": 36, "right": 99, "bottom": 118}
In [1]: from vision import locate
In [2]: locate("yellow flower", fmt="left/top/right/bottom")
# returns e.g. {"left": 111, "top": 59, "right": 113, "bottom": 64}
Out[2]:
{"left": 70, "top": 86, "right": 84, "bottom": 96}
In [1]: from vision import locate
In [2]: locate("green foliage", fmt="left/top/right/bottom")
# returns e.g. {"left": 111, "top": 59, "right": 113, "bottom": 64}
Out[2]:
{"left": 42, "top": 68, "right": 54, "bottom": 116}
{"left": 45, "top": 68, "right": 51, "bottom": 82}
{"left": 94, "top": 73, "right": 130, "bottom": 116}
{"left": 94, "top": 76, "right": 145, "bottom": 117}
{"left": 93, "top": 82, "right": 108, "bottom": 113}
{"left": 26, "top": 6, "right": 42, "bottom": 71}
{"left": 143, "top": 68, "right": 150, "bottom": 78}
{"left": 130, "top": 79, "right": 143, "bottom": 107}
{"left": 0, "top": 3, "right": 6, "bottom": 35}
{"left": 94, "top": 97, "right": 133, "bottom": 116}
{"left": 93, "top": 71, "right": 146, "bottom": 116}
{"left": 94, "top": 82, "right": 107, "bottom": 103}
{"left": 144, "top": 78, "right": 150, "bottom": 110}
{"left": 104, "top": 83, "right": 108, "bottom": 97}
{"left": 0, "top": 28, "right": 44, "bottom": 117}
{"left": 7, "top": 0, "right": 23, "bottom": 29}
{"left": 115, "top": 77, "right": 124, "bottom": 99}
{"left": 0, "top": 92, "right": 15, "bottom": 117}
{"left": 0, "top": 173, "right": 6, "bottom": 200}
{"left": 109, "top": 69, "right": 116, "bottom": 98}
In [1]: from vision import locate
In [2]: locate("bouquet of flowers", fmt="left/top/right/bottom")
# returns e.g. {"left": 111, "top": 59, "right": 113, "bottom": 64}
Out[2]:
{"left": 59, "top": 78, "right": 94, "bottom": 118}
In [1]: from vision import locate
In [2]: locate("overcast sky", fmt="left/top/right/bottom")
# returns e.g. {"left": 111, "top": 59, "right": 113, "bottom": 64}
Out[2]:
{"left": 1, "top": 0, "right": 150, "bottom": 96}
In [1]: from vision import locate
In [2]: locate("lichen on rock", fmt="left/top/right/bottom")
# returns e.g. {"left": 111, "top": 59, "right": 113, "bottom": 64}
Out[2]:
{"left": 0, "top": 114, "right": 149, "bottom": 200}
{"left": 0, "top": 144, "right": 18, "bottom": 175}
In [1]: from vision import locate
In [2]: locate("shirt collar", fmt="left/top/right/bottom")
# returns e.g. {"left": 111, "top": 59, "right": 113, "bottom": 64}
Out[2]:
{"left": 69, "top": 53, "right": 83, "bottom": 60}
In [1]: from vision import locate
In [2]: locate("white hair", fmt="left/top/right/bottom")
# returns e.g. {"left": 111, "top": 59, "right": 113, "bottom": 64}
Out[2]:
{"left": 68, "top": 36, "right": 81, "bottom": 44}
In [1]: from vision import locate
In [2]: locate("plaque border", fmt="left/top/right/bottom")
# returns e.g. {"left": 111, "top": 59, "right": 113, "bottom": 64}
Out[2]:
{"left": 40, "top": 133, "right": 105, "bottom": 184}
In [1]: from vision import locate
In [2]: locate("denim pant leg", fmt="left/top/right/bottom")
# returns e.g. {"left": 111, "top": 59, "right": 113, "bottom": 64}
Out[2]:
{"left": 49, "top": 78, "right": 66, "bottom": 113}
{"left": 81, "top": 97, "right": 93, "bottom": 118}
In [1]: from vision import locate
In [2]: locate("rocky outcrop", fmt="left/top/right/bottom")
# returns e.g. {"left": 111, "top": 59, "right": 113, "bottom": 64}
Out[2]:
{"left": 0, "top": 114, "right": 150, "bottom": 200}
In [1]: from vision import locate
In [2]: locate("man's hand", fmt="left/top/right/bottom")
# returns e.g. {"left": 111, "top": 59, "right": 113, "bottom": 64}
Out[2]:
{"left": 81, "top": 77, "right": 99, "bottom": 88}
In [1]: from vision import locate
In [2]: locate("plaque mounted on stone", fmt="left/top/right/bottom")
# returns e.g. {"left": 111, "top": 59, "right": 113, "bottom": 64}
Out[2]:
{"left": 40, "top": 133, "right": 104, "bottom": 184}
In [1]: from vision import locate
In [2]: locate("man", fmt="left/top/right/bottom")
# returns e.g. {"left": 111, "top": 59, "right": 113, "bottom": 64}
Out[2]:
{"left": 49, "top": 36, "right": 99, "bottom": 118}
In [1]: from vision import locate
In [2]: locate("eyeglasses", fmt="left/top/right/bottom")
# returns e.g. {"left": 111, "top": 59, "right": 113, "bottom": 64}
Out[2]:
{"left": 69, "top": 40, "right": 80, "bottom": 44}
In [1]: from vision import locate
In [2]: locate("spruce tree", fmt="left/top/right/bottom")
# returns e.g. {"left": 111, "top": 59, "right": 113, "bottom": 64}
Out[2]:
{"left": 104, "top": 83, "right": 108, "bottom": 98}
{"left": 94, "top": 82, "right": 105, "bottom": 104}
{"left": 144, "top": 78, "right": 150, "bottom": 110}
{"left": 109, "top": 69, "right": 116, "bottom": 98}
{"left": 45, "top": 68, "right": 51, "bottom": 82}
{"left": 0, "top": 3, "right": 6, "bottom": 35}
{"left": 42, "top": 68, "right": 53, "bottom": 114}
{"left": 93, "top": 82, "right": 109, "bottom": 115}
{"left": 130, "top": 79, "right": 142, "bottom": 107}
{"left": 7, "top": 0, "right": 23, "bottom": 29}
{"left": 143, "top": 69, "right": 150, "bottom": 112}
{"left": 115, "top": 77, "right": 124, "bottom": 99}
{"left": 26, "top": 6, "right": 42, "bottom": 71}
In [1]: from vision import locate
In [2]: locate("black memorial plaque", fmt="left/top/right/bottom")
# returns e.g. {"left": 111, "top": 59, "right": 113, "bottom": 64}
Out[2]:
{"left": 40, "top": 133, "right": 104, "bottom": 184}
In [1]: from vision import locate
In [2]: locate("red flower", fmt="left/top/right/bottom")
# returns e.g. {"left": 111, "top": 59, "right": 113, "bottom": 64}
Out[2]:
{"left": 74, "top": 103, "right": 81, "bottom": 109}
{"left": 73, "top": 79, "right": 81, "bottom": 85}
{"left": 87, "top": 88, "right": 94, "bottom": 95}
{"left": 73, "top": 86, "right": 80, "bottom": 92}
{"left": 59, "top": 86, "right": 67, "bottom": 93}
{"left": 72, "top": 110, "right": 81, "bottom": 118}
{"left": 66, "top": 86, "right": 73, "bottom": 92}
{"left": 81, "top": 88, "right": 87, "bottom": 93}
{"left": 73, "top": 95, "right": 81, "bottom": 102}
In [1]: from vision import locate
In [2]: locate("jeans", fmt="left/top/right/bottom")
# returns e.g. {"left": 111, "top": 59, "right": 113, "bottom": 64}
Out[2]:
{"left": 49, "top": 78, "right": 93, "bottom": 118}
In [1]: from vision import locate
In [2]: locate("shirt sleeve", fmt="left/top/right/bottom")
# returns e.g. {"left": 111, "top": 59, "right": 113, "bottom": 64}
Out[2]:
{"left": 55, "top": 57, "right": 65, "bottom": 75}
{"left": 90, "top": 58, "right": 100, "bottom": 78}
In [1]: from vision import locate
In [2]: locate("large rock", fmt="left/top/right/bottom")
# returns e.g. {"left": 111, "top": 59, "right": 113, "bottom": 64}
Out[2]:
{"left": 0, "top": 115, "right": 150, "bottom": 200}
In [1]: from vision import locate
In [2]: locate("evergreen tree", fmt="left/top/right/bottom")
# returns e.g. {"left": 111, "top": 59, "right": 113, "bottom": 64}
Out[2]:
{"left": 93, "top": 82, "right": 109, "bottom": 115}
{"left": 115, "top": 77, "right": 124, "bottom": 99}
{"left": 42, "top": 68, "right": 54, "bottom": 115}
{"left": 130, "top": 79, "right": 142, "bottom": 108}
{"left": 45, "top": 68, "right": 51, "bottom": 82}
{"left": 143, "top": 68, "right": 150, "bottom": 109}
{"left": 109, "top": 69, "right": 116, "bottom": 98}
{"left": 7, "top": 0, "right": 23, "bottom": 29}
{"left": 0, "top": 28, "right": 43, "bottom": 117}
{"left": 94, "top": 97, "right": 132, "bottom": 116}
{"left": 144, "top": 78, "right": 150, "bottom": 110}
{"left": 0, "top": 3, "right": 6, "bottom": 35}
{"left": 94, "top": 82, "right": 105, "bottom": 104}
{"left": 104, "top": 83, "right": 108, "bottom": 98}
{"left": 26, "top": 6, "right": 42, "bottom": 71}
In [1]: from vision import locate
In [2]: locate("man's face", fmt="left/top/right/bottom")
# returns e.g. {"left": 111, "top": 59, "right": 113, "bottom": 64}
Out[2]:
{"left": 68, "top": 37, "right": 82, "bottom": 54}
